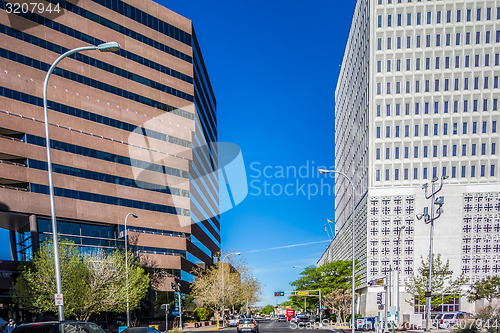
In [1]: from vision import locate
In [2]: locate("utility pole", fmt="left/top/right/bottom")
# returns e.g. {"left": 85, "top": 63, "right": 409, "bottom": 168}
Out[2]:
{"left": 416, "top": 175, "right": 447, "bottom": 331}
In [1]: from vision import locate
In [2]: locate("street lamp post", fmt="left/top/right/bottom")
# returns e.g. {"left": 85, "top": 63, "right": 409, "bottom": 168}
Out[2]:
{"left": 42, "top": 42, "right": 121, "bottom": 321}
{"left": 318, "top": 169, "right": 356, "bottom": 333}
{"left": 221, "top": 252, "right": 241, "bottom": 327}
{"left": 416, "top": 175, "right": 447, "bottom": 331}
{"left": 292, "top": 266, "right": 307, "bottom": 312}
{"left": 396, "top": 225, "right": 406, "bottom": 325}
{"left": 124, "top": 212, "right": 138, "bottom": 327}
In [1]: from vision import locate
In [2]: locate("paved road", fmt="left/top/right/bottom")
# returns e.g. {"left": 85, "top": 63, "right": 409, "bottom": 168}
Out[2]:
{"left": 189, "top": 320, "right": 356, "bottom": 333}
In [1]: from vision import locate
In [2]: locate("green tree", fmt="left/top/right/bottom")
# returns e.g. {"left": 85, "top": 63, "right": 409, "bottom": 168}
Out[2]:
{"left": 13, "top": 240, "right": 149, "bottom": 321}
{"left": 193, "top": 307, "right": 214, "bottom": 321}
{"left": 405, "top": 254, "right": 468, "bottom": 310}
{"left": 190, "top": 252, "right": 261, "bottom": 320}
{"left": 260, "top": 305, "right": 275, "bottom": 315}
{"left": 468, "top": 276, "right": 500, "bottom": 302}
{"left": 289, "top": 260, "right": 357, "bottom": 311}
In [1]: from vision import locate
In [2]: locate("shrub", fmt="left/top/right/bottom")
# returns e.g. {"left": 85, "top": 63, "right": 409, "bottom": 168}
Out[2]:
{"left": 194, "top": 307, "right": 214, "bottom": 321}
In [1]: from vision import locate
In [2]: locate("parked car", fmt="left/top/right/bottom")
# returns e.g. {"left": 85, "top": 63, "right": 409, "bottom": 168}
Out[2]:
{"left": 356, "top": 317, "right": 378, "bottom": 331}
{"left": 277, "top": 315, "right": 286, "bottom": 322}
{"left": 13, "top": 321, "right": 105, "bottom": 333}
{"left": 264, "top": 316, "right": 271, "bottom": 321}
{"left": 237, "top": 318, "right": 259, "bottom": 333}
{"left": 432, "top": 313, "right": 443, "bottom": 327}
{"left": 438, "top": 312, "right": 470, "bottom": 329}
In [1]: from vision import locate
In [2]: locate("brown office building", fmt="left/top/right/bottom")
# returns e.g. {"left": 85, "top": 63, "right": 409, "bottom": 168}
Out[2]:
{"left": 0, "top": 0, "right": 220, "bottom": 318}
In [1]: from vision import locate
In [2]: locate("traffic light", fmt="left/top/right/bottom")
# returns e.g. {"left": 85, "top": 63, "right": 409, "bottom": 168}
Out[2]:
{"left": 274, "top": 291, "right": 285, "bottom": 296}
{"left": 321, "top": 301, "right": 324, "bottom": 309}
{"left": 376, "top": 292, "right": 383, "bottom": 304}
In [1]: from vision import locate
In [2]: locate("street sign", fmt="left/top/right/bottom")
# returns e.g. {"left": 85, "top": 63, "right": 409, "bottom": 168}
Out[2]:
{"left": 54, "top": 293, "right": 64, "bottom": 306}
{"left": 172, "top": 310, "right": 179, "bottom": 316}
{"left": 376, "top": 279, "right": 384, "bottom": 285}
{"left": 296, "top": 291, "right": 309, "bottom": 296}
{"left": 424, "top": 291, "right": 432, "bottom": 297}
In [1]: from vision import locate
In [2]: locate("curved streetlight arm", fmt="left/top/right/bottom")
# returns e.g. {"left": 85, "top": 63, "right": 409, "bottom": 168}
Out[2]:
{"left": 42, "top": 42, "right": 120, "bottom": 322}
{"left": 221, "top": 252, "right": 240, "bottom": 327}
{"left": 318, "top": 169, "right": 356, "bottom": 333}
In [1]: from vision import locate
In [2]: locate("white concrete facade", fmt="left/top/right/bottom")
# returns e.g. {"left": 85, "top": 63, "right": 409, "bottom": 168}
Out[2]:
{"left": 320, "top": 0, "right": 500, "bottom": 318}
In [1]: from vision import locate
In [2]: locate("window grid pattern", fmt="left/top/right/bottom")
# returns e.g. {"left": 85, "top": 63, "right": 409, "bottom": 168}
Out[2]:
{"left": 461, "top": 192, "right": 500, "bottom": 283}
{"left": 373, "top": 1, "right": 500, "bottom": 186}
{"left": 367, "top": 195, "right": 415, "bottom": 283}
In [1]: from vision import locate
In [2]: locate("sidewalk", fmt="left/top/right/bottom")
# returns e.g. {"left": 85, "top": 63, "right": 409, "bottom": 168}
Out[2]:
{"left": 182, "top": 324, "right": 227, "bottom": 332}
{"left": 407, "top": 330, "right": 452, "bottom": 333}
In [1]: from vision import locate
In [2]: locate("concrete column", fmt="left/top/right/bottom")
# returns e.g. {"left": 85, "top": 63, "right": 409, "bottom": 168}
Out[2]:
{"left": 29, "top": 214, "right": 39, "bottom": 253}
{"left": 9, "top": 231, "right": 17, "bottom": 261}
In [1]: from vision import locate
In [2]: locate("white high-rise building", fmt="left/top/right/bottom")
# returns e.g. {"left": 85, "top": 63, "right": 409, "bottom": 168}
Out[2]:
{"left": 319, "top": 0, "right": 500, "bottom": 317}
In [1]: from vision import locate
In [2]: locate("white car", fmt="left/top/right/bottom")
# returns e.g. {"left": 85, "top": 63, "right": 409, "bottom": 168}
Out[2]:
{"left": 438, "top": 312, "right": 470, "bottom": 328}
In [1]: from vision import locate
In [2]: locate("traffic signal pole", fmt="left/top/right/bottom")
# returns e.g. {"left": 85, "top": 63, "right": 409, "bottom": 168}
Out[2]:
{"left": 319, "top": 289, "right": 322, "bottom": 325}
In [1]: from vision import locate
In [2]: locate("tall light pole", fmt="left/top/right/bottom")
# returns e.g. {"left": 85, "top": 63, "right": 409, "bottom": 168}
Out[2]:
{"left": 318, "top": 169, "right": 356, "bottom": 333}
{"left": 396, "top": 225, "right": 406, "bottom": 325}
{"left": 124, "top": 212, "right": 138, "bottom": 327}
{"left": 416, "top": 175, "right": 447, "bottom": 331}
{"left": 221, "top": 252, "right": 240, "bottom": 327}
{"left": 42, "top": 42, "right": 121, "bottom": 321}
{"left": 292, "top": 266, "right": 306, "bottom": 312}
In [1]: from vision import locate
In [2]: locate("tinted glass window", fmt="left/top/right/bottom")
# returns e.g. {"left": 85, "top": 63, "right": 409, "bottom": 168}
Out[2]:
{"left": 239, "top": 319, "right": 254, "bottom": 324}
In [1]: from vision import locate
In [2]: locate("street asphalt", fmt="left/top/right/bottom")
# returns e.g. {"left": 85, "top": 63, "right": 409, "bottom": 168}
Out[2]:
{"left": 183, "top": 320, "right": 356, "bottom": 333}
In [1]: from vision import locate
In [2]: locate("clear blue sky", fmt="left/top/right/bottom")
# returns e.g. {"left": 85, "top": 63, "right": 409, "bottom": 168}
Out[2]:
{"left": 159, "top": 0, "right": 357, "bottom": 306}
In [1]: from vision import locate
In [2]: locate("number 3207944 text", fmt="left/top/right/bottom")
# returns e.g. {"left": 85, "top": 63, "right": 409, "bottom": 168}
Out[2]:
{"left": 5, "top": 2, "right": 61, "bottom": 14}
